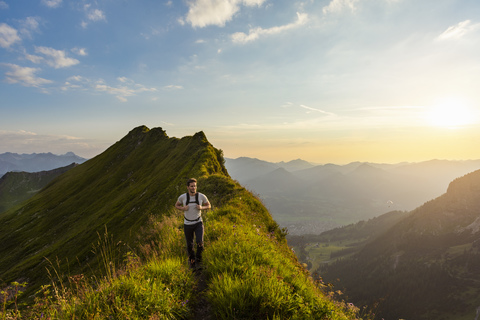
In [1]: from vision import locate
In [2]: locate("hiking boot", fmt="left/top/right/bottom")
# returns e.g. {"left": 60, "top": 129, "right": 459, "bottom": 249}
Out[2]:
{"left": 189, "top": 258, "right": 196, "bottom": 269}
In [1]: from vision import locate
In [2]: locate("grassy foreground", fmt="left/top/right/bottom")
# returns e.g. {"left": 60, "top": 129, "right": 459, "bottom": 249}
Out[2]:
{"left": 2, "top": 175, "right": 369, "bottom": 319}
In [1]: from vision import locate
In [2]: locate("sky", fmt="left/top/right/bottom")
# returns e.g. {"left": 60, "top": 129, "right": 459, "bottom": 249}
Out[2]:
{"left": 1, "top": 0, "right": 480, "bottom": 164}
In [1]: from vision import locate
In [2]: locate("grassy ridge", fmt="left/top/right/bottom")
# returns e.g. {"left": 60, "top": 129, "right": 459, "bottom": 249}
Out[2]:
{"left": 1, "top": 126, "right": 367, "bottom": 319}
{"left": 0, "top": 126, "right": 226, "bottom": 300}
{"left": 202, "top": 183, "right": 360, "bottom": 319}
{"left": 4, "top": 174, "right": 365, "bottom": 319}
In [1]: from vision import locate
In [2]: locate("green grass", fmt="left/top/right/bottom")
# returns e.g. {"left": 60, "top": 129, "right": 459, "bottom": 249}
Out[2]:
{"left": 0, "top": 126, "right": 369, "bottom": 320}
{"left": 2, "top": 183, "right": 368, "bottom": 319}
{"left": 199, "top": 191, "right": 363, "bottom": 320}
{"left": 297, "top": 239, "right": 365, "bottom": 272}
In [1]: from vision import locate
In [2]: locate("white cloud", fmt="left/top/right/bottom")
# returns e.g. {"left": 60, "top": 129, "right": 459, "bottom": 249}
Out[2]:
{"left": 65, "top": 76, "right": 157, "bottom": 101}
{"left": 437, "top": 20, "right": 480, "bottom": 41}
{"left": 322, "top": 0, "right": 359, "bottom": 15}
{"left": 283, "top": 102, "right": 336, "bottom": 116}
{"left": 299, "top": 104, "right": 335, "bottom": 116}
{"left": 95, "top": 83, "right": 156, "bottom": 102}
{"left": 2, "top": 63, "right": 53, "bottom": 87}
{"left": 87, "top": 9, "right": 106, "bottom": 21}
{"left": 34, "top": 46, "right": 80, "bottom": 68}
{"left": 0, "top": 1, "right": 9, "bottom": 9}
{"left": 163, "top": 84, "right": 184, "bottom": 90}
{"left": 19, "top": 17, "right": 40, "bottom": 38}
{"left": 0, "top": 23, "right": 21, "bottom": 48}
{"left": 231, "top": 12, "right": 308, "bottom": 44}
{"left": 25, "top": 52, "right": 44, "bottom": 64}
{"left": 41, "top": 0, "right": 62, "bottom": 8}
{"left": 71, "top": 47, "right": 88, "bottom": 56}
{"left": 81, "top": 5, "right": 106, "bottom": 28}
{"left": 243, "top": 0, "right": 265, "bottom": 5}
{"left": 184, "top": 0, "right": 267, "bottom": 28}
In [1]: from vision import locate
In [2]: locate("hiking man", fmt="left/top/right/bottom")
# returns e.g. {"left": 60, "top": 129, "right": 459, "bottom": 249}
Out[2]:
{"left": 175, "top": 178, "right": 211, "bottom": 269}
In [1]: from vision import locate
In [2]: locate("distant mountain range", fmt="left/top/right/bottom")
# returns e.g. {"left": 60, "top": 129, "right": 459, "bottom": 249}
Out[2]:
{"left": 225, "top": 157, "right": 480, "bottom": 235}
{"left": 0, "top": 152, "right": 87, "bottom": 177}
{"left": 311, "top": 168, "right": 480, "bottom": 320}
{"left": 0, "top": 126, "right": 354, "bottom": 319}
{"left": 2, "top": 145, "right": 480, "bottom": 318}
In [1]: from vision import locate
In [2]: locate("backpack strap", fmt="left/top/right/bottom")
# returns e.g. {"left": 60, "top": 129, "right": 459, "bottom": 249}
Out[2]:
{"left": 185, "top": 193, "right": 200, "bottom": 205}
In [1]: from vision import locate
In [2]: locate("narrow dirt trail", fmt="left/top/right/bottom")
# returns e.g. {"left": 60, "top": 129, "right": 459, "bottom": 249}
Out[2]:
{"left": 191, "top": 267, "right": 212, "bottom": 320}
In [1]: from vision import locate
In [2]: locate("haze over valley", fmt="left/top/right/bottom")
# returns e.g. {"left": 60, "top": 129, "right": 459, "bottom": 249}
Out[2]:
{"left": 2, "top": 127, "right": 480, "bottom": 319}
{"left": 225, "top": 157, "right": 480, "bottom": 235}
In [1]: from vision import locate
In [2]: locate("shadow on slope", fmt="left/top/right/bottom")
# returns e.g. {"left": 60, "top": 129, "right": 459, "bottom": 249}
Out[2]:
{"left": 1, "top": 126, "right": 368, "bottom": 320}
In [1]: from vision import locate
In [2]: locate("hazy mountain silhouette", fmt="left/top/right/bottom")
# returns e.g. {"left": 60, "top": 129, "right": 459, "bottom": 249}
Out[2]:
{"left": 245, "top": 167, "right": 305, "bottom": 195}
{"left": 0, "top": 152, "right": 87, "bottom": 177}
{"left": 226, "top": 157, "right": 480, "bottom": 234}
{"left": 225, "top": 157, "right": 313, "bottom": 182}
{"left": 318, "top": 169, "right": 480, "bottom": 320}
{"left": 276, "top": 158, "right": 315, "bottom": 171}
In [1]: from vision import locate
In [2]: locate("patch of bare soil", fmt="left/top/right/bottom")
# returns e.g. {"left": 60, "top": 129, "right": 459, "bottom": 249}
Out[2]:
{"left": 191, "top": 265, "right": 212, "bottom": 320}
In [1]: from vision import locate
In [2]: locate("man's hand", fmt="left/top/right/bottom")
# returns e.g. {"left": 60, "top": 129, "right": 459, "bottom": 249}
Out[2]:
{"left": 196, "top": 204, "right": 202, "bottom": 210}
{"left": 184, "top": 205, "right": 189, "bottom": 211}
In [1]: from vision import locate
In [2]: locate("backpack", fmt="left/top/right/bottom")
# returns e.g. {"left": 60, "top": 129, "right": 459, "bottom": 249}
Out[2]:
{"left": 186, "top": 192, "right": 199, "bottom": 205}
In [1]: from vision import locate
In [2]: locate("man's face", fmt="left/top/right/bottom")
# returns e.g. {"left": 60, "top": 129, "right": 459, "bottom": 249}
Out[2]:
{"left": 188, "top": 182, "right": 197, "bottom": 194}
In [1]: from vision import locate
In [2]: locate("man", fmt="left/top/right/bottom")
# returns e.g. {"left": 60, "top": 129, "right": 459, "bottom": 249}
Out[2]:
{"left": 175, "top": 178, "right": 211, "bottom": 269}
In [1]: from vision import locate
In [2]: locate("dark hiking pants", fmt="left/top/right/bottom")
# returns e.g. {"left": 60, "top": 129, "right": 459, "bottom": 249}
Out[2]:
{"left": 184, "top": 221, "right": 204, "bottom": 263}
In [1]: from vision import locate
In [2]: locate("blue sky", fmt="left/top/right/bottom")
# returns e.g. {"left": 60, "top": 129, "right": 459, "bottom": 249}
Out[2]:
{"left": 1, "top": 0, "right": 480, "bottom": 163}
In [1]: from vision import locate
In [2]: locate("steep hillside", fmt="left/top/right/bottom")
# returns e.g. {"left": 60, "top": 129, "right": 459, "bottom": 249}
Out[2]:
{"left": 288, "top": 210, "right": 409, "bottom": 270}
{"left": 0, "top": 126, "right": 226, "bottom": 299}
{"left": 0, "top": 126, "right": 361, "bottom": 319}
{"left": 0, "top": 163, "right": 77, "bottom": 214}
{"left": 319, "top": 169, "right": 480, "bottom": 320}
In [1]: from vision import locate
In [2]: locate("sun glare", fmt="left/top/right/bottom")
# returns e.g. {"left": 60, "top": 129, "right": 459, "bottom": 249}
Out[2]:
{"left": 426, "top": 97, "right": 475, "bottom": 128}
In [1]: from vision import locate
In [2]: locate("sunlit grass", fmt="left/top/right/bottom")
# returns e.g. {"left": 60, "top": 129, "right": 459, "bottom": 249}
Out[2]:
{"left": 1, "top": 215, "right": 196, "bottom": 319}
{"left": 201, "top": 195, "right": 364, "bottom": 320}
{"left": 1, "top": 176, "right": 369, "bottom": 319}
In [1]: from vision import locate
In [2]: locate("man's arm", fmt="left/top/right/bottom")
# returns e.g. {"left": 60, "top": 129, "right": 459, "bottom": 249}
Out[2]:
{"left": 197, "top": 201, "right": 211, "bottom": 210}
{"left": 175, "top": 200, "right": 188, "bottom": 211}
{"left": 196, "top": 196, "right": 211, "bottom": 210}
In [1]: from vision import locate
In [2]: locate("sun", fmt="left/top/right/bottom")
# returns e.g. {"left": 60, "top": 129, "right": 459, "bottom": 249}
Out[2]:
{"left": 426, "top": 97, "right": 475, "bottom": 128}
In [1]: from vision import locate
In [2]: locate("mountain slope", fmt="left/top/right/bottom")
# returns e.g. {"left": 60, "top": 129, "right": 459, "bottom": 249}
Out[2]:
{"left": 0, "top": 126, "right": 360, "bottom": 319}
{"left": 0, "top": 126, "right": 227, "bottom": 298}
{"left": 319, "top": 169, "right": 480, "bottom": 320}
{"left": 0, "top": 163, "right": 77, "bottom": 214}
